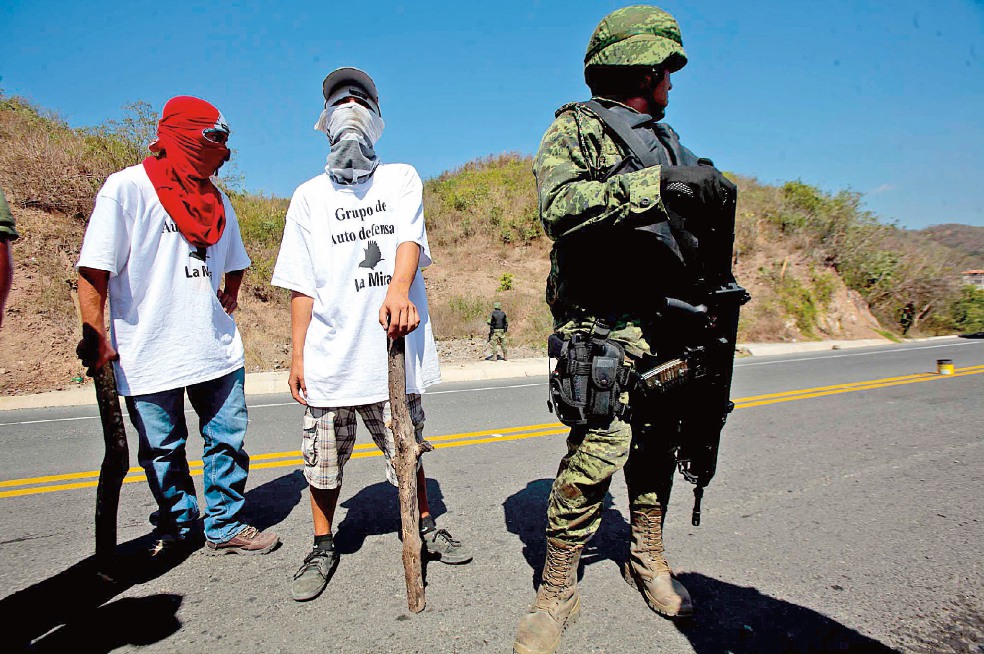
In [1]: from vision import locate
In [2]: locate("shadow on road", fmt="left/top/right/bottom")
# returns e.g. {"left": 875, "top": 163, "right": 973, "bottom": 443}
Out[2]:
{"left": 503, "top": 478, "right": 630, "bottom": 590}
{"left": 958, "top": 332, "right": 984, "bottom": 339}
{"left": 27, "top": 594, "right": 183, "bottom": 654}
{"left": 674, "top": 572, "right": 900, "bottom": 653}
{"left": 503, "top": 482, "right": 898, "bottom": 651}
{"left": 242, "top": 469, "right": 307, "bottom": 531}
{"left": 334, "top": 478, "right": 447, "bottom": 555}
{"left": 2, "top": 533, "right": 188, "bottom": 652}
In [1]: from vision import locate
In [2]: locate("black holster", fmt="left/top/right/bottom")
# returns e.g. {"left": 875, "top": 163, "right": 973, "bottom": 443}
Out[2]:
{"left": 547, "top": 324, "right": 632, "bottom": 427}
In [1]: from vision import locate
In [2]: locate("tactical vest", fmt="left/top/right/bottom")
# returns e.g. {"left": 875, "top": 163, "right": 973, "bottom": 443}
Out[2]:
{"left": 489, "top": 309, "right": 507, "bottom": 330}
{"left": 547, "top": 100, "right": 704, "bottom": 322}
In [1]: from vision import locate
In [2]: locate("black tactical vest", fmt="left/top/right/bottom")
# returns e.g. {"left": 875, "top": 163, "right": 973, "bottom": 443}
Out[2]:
{"left": 489, "top": 309, "right": 507, "bottom": 330}
{"left": 547, "top": 100, "right": 704, "bottom": 321}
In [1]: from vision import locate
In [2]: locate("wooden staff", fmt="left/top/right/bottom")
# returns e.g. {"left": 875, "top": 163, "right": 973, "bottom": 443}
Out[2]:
{"left": 387, "top": 335, "right": 428, "bottom": 613}
{"left": 73, "top": 287, "right": 130, "bottom": 571}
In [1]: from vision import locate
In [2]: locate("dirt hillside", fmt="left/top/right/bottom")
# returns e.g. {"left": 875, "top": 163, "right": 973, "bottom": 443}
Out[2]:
{"left": 6, "top": 96, "right": 979, "bottom": 396}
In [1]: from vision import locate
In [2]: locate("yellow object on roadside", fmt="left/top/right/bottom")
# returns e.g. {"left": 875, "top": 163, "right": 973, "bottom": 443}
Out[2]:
{"left": 937, "top": 359, "right": 955, "bottom": 375}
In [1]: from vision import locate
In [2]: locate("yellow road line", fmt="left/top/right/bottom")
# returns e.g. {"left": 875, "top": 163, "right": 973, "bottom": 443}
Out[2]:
{"left": 0, "top": 421, "right": 565, "bottom": 490}
{"left": 0, "top": 425, "right": 567, "bottom": 498}
{"left": 2, "top": 365, "right": 981, "bottom": 499}
{"left": 734, "top": 367, "right": 984, "bottom": 409}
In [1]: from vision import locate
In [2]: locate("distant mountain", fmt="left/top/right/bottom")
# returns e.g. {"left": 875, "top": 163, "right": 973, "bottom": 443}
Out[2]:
{"left": 920, "top": 223, "right": 984, "bottom": 267}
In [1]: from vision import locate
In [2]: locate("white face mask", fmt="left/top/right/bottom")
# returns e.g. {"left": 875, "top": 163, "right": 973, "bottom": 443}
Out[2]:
{"left": 314, "top": 102, "right": 385, "bottom": 146}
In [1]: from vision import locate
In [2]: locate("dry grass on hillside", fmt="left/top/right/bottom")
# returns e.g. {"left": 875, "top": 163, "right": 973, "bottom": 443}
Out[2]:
{"left": 8, "top": 90, "right": 976, "bottom": 395}
{"left": 0, "top": 96, "right": 141, "bottom": 219}
{"left": 0, "top": 202, "right": 88, "bottom": 393}
{"left": 731, "top": 176, "right": 881, "bottom": 342}
{"left": 422, "top": 154, "right": 552, "bottom": 351}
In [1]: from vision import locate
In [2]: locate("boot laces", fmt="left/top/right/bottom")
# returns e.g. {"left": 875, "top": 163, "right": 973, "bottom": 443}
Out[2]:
{"left": 237, "top": 525, "right": 259, "bottom": 540}
{"left": 294, "top": 548, "right": 331, "bottom": 579}
{"left": 637, "top": 511, "right": 671, "bottom": 574}
{"left": 540, "top": 543, "right": 577, "bottom": 601}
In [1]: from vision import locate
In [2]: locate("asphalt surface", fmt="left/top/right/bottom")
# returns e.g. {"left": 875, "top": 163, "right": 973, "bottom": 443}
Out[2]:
{"left": 1, "top": 337, "right": 982, "bottom": 653}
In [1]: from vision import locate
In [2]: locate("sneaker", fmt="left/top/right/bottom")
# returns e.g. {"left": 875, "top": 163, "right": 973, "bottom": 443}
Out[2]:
{"left": 484, "top": 355, "right": 495, "bottom": 361}
{"left": 497, "top": 355, "right": 505, "bottom": 361}
{"left": 421, "top": 525, "right": 472, "bottom": 564}
{"left": 291, "top": 546, "right": 338, "bottom": 601}
{"left": 205, "top": 525, "right": 280, "bottom": 556}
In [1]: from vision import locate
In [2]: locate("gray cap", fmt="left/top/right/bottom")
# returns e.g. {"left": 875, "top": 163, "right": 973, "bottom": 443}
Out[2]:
{"left": 322, "top": 67, "right": 380, "bottom": 115}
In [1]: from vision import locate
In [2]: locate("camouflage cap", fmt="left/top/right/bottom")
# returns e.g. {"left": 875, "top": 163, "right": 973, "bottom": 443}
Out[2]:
{"left": 493, "top": 302, "right": 502, "bottom": 309}
{"left": 584, "top": 5, "right": 687, "bottom": 72}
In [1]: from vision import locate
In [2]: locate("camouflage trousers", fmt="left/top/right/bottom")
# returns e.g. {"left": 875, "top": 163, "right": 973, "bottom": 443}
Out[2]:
{"left": 545, "top": 403, "right": 679, "bottom": 545}
{"left": 485, "top": 329, "right": 508, "bottom": 358}
{"left": 545, "top": 318, "right": 681, "bottom": 546}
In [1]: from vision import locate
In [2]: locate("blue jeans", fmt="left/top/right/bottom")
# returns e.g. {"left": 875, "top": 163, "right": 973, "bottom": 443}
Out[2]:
{"left": 125, "top": 368, "right": 250, "bottom": 543}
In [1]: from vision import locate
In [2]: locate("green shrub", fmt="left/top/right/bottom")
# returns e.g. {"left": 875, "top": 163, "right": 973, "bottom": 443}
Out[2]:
{"left": 950, "top": 286, "right": 984, "bottom": 334}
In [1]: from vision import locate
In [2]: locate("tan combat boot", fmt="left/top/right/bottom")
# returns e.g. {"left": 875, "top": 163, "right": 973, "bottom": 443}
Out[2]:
{"left": 623, "top": 507, "right": 693, "bottom": 617}
{"left": 513, "top": 537, "right": 582, "bottom": 654}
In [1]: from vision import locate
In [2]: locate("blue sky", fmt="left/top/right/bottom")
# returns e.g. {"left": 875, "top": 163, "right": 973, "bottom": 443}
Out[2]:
{"left": 2, "top": 0, "right": 983, "bottom": 229}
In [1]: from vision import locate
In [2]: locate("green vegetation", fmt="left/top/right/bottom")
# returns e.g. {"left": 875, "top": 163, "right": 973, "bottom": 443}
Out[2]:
{"left": 2, "top": 90, "right": 980, "bottom": 392}
{"left": 424, "top": 155, "right": 541, "bottom": 247}
{"left": 753, "top": 261, "right": 837, "bottom": 340}
{"left": 736, "top": 176, "right": 969, "bottom": 336}
{"left": 948, "top": 286, "right": 984, "bottom": 334}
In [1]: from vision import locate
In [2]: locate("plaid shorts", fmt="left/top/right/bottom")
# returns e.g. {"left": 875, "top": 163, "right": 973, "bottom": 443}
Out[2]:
{"left": 301, "top": 394, "right": 427, "bottom": 490}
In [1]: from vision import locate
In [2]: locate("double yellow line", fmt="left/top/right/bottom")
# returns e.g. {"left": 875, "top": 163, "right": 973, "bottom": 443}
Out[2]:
{"left": 0, "top": 423, "right": 568, "bottom": 499}
{"left": 734, "top": 363, "right": 984, "bottom": 409}
{"left": 2, "top": 364, "right": 982, "bottom": 500}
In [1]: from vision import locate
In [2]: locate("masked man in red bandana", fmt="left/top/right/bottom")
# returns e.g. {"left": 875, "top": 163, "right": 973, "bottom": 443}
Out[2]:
{"left": 77, "top": 96, "right": 279, "bottom": 556}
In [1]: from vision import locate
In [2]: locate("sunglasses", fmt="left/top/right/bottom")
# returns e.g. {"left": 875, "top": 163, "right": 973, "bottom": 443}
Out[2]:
{"left": 202, "top": 127, "right": 230, "bottom": 144}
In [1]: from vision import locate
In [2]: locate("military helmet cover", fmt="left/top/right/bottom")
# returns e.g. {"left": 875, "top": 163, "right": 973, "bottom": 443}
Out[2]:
{"left": 584, "top": 5, "right": 687, "bottom": 73}
{"left": 493, "top": 302, "right": 502, "bottom": 309}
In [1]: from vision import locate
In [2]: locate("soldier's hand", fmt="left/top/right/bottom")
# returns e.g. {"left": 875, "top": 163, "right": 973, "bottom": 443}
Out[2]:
{"left": 660, "top": 164, "right": 736, "bottom": 217}
{"left": 76, "top": 323, "right": 118, "bottom": 377}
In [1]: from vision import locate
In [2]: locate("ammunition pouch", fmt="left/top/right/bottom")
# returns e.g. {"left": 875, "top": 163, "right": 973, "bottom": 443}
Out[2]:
{"left": 636, "top": 346, "right": 707, "bottom": 396}
{"left": 547, "top": 324, "right": 632, "bottom": 427}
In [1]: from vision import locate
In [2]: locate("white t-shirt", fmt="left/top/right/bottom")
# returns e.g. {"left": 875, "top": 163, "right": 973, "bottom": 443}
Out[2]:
{"left": 271, "top": 163, "right": 441, "bottom": 407}
{"left": 77, "top": 164, "right": 251, "bottom": 396}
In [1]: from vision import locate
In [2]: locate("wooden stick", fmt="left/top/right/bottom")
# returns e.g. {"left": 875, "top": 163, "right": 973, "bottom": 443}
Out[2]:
{"left": 387, "top": 336, "right": 426, "bottom": 613}
{"left": 90, "top": 351, "right": 129, "bottom": 568}
{"left": 73, "top": 288, "right": 130, "bottom": 571}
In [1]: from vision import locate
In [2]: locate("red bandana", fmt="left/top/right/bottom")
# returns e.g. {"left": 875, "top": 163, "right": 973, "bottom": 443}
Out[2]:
{"left": 142, "top": 96, "right": 231, "bottom": 248}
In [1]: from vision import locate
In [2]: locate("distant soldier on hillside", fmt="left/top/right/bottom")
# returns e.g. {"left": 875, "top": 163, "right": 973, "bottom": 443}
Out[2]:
{"left": 900, "top": 301, "right": 915, "bottom": 336}
{"left": 514, "top": 6, "right": 748, "bottom": 654}
{"left": 0, "top": 187, "right": 17, "bottom": 329}
{"left": 485, "top": 301, "right": 509, "bottom": 360}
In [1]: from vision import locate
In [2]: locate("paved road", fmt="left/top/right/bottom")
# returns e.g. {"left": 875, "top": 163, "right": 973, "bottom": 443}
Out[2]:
{"left": 1, "top": 337, "right": 982, "bottom": 653}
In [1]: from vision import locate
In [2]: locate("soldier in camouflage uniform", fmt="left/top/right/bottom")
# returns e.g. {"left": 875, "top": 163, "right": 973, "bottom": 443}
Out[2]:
{"left": 484, "top": 301, "right": 509, "bottom": 360}
{"left": 514, "top": 6, "right": 737, "bottom": 654}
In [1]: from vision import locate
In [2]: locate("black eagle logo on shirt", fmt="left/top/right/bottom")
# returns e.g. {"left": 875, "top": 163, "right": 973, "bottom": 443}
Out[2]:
{"left": 359, "top": 240, "right": 384, "bottom": 269}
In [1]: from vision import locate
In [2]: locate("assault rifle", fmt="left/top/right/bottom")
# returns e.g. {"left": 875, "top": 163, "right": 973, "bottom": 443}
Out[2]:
{"left": 575, "top": 99, "right": 750, "bottom": 525}
{"left": 640, "top": 177, "right": 750, "bottom": 526}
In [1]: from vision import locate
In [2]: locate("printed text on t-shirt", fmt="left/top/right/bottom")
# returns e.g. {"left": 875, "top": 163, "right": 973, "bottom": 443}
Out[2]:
{"left": 335, "top": 199, "right": 387, "bottom": 221}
